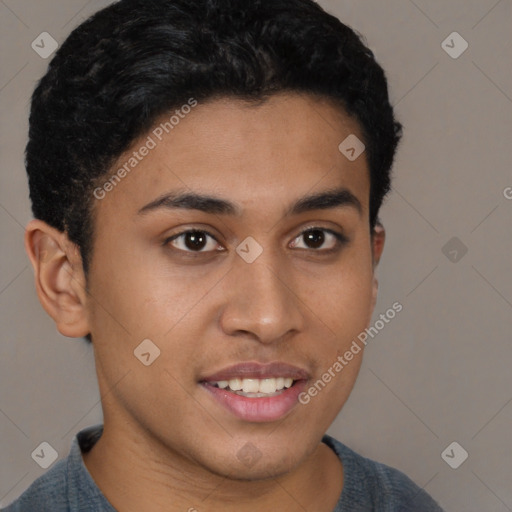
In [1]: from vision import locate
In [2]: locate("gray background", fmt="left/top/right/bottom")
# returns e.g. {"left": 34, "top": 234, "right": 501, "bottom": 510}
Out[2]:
{"left": 1, "top": 0, "right": 511, "bottom": 510}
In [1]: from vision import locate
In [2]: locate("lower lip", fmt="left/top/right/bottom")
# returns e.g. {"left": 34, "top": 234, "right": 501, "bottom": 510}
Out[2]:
{"left": 201, "top": 380, "right": 307, "bottom": 422}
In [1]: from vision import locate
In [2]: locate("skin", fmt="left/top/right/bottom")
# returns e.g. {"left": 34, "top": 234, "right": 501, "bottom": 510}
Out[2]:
{"left": 25, "top": 92, "right": 385, "bottom": 512}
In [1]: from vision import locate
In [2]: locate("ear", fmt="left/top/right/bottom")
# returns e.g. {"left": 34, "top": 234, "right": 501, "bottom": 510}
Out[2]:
{"left": 370, "top": 220, "right": 385, "bottom": 310}
{"left": 24, "top": 219, "right": 91, "bottom": 338}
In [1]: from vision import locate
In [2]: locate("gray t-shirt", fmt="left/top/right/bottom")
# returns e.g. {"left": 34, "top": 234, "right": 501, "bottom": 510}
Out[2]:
{"left": 2, "top": 424, "right": 444, "bottom": 511}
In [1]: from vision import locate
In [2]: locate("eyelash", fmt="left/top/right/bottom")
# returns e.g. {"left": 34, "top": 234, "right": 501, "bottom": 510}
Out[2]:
{"left": 163, "top": 226, "right": 349, "bottom": 257}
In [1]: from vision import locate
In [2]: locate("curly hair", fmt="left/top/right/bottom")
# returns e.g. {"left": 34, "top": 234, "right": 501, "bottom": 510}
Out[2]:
{"left": 26, "top": 0, "right": 402, "bottom": 280}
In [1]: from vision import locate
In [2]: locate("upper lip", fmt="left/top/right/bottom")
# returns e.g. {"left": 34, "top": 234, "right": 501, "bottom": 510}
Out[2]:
{"left": 200, "top": 362, "right": 310, "bottom": 382}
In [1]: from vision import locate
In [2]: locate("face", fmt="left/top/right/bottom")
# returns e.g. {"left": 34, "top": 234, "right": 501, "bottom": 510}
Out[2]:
{"left": 78, "top": 93, "right": 378, "bottom": 479}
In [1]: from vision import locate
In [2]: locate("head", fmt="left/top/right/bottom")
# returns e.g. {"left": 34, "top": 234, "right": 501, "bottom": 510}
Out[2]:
{"left": 25, "top": 0, "right": 401, "bottom": 481}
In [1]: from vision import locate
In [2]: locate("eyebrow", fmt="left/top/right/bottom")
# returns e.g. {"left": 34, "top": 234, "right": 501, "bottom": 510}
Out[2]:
{"left": 137, "top": 186, "right": 362, "bottom": 218}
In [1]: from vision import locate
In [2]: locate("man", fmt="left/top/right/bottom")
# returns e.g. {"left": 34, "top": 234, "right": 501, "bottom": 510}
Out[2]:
{"left": 4, "top": 0, "right": 443, "bottom": 510}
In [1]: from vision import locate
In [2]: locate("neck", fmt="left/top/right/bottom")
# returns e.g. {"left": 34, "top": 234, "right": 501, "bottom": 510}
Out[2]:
{"left": 82, "top": 420, "right": 343, "bottom": 512}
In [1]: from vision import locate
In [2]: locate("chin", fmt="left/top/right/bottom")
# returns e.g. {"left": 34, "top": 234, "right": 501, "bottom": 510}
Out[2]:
{"left": 201, "top": 439, "right": 312, "bottom": 482}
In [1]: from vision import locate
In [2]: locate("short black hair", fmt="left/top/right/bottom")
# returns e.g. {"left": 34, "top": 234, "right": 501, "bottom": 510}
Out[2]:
{"left": 26, "top": 0, "right": 402, "bottom": 317}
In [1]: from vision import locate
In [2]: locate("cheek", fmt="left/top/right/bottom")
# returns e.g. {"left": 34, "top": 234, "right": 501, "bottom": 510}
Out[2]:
{"left": 298, "top": 265, "right": 373, "bottom": 419}
{"left": 308, "top": 249, "right": 374, "bottom": 338}
{"left": 86, "top": 237, "right": 182, "bottom": 337}
{"left": 86, "top": 241, "right": 213, "bottom": 383}
{"left": 297, "top": 241, "right": 374, "bottom": 401}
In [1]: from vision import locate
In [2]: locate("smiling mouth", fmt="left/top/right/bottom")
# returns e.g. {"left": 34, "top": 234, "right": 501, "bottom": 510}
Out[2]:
{"left": 199, "top": 361, "right": 310, "bottom": 421}
{"left": 203, "top": 377, "right": 299, "bottom": 397}
{"left": 200, "top": 371, "right": 308, "bottom": 422}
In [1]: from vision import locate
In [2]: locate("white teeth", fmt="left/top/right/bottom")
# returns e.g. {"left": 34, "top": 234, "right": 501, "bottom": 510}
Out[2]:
{"left": 259, "top": 378, "right": 277, "bottom": 394}
{"left": 228, "top": 378, "right": 243, "bottom": 391}
{"left": 242, "top": 379, "right": 260, "bottom": 393}
{"left": 210, "top": 377, "right": 297, "bottom": 395}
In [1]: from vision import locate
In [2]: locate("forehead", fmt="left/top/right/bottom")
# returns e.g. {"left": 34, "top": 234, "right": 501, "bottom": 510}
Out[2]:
{"left": 95, "top": 93, "right": 370, "bottom": 222}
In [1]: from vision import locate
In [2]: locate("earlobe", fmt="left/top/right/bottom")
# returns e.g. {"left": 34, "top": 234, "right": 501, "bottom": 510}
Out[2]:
{"left": 371, "top": 221, "right": 385, "bottom": 268}
{"left": 24, "top": 219, "right": 90, "bottom": 338}
{"left": 371, "top": 221, "right": 386, "bottom": 309}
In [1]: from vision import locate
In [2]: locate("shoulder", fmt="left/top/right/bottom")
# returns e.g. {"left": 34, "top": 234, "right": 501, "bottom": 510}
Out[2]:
{"left": 2, "top": 424, "right": 110, "bottom": 512}
{"left": 1, "top": 457, "right": 70, "bottom": 512}
{"left": 322, "top": 434, "right": 445, "bottom": 512}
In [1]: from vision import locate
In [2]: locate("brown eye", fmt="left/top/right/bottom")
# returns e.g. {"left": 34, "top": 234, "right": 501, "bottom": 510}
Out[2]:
{"left": 290, "top": 228, "right": 347, "bottom": 252}
{"left": 302, "top": 229, "right": 325, "bottom": 249}
{"left": 165, "top": 230, "right": 220, "bottom": 253}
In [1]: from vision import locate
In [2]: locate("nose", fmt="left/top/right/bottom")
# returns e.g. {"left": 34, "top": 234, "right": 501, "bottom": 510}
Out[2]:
{"left": 218, "top": 249, "right": 305, "bottom": 345}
